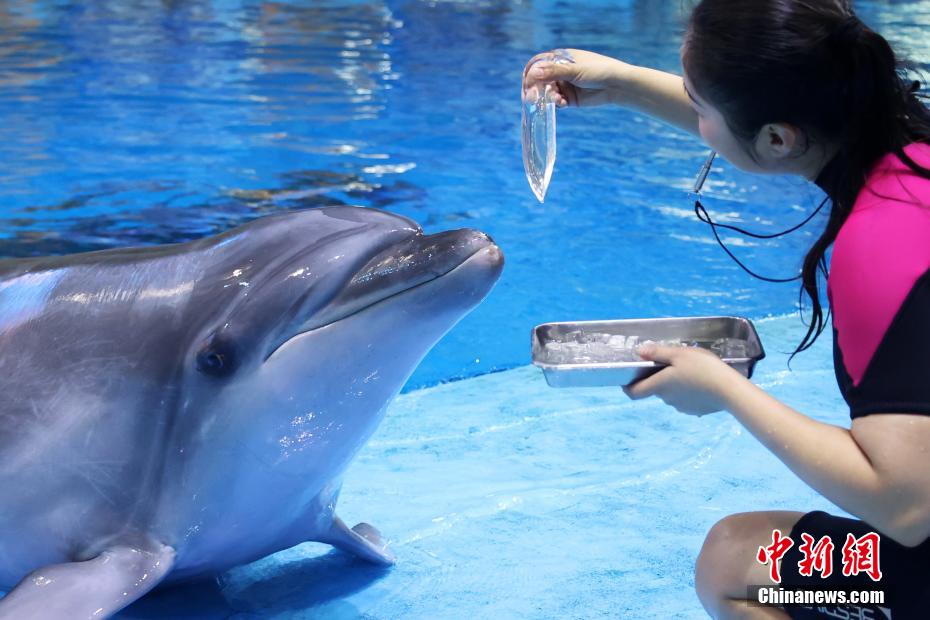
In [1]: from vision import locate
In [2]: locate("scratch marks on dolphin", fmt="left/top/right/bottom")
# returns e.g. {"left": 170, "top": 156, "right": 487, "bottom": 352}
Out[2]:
{"left": 55, "top": 281, "right": 195, "bottom": 306}
{"left": 1, "top": 386, "right": 129, "bottom": 504}
{"left": 66, "top": 461, "right": 124, "bottom": 508}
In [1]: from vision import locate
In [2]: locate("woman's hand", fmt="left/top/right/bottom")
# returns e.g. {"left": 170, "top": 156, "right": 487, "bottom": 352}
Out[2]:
{"left": 522, "top": 48, "right": 631, "bottom": 108}
{"left": 622, "top": 344, "right": 745, "bottom": 416}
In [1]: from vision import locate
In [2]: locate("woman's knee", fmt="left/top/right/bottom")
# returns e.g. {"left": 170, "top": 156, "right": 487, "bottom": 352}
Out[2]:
{"left": 696, "top": 513, "right": 756, "bottom": 597}
{"left": 695, "top": 511, "right": 804, "bottom": 615}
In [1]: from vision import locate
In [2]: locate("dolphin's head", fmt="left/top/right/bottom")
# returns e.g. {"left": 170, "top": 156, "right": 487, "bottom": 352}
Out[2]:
{"left": 188, "top": 206, "right": 502, "bottom": 391}
{"left": 176, "top": 206, "right": 502, "bottom": 527}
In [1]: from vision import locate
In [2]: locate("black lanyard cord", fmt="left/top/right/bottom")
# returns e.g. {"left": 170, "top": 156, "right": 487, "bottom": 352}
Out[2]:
{"left": 693, "top": 195, "right": 829, "bottom": 283}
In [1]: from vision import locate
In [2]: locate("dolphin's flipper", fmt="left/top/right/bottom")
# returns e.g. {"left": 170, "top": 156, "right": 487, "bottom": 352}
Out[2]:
{"left": 317, "top": 516, "right": 396, "bottom": 565}
{"left": 0, "top": 543, "right": 175, "bottom": 620}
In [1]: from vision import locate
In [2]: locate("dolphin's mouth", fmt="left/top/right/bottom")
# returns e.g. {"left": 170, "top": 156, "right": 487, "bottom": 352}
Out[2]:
{"left": 296, "top": 228, "right": 500, "bottom": 333}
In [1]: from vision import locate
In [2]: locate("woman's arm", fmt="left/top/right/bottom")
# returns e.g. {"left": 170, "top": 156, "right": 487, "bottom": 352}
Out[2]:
{"left": 612, "top": 64, "right": 700, "bottom": 136}
{"left": 523, "top": 49, "right": 699, "bottom": 136}
{"left": 626, "top": 345, "right": 930, "bottom": 546}
{"left": 724, "top": 377, "right": 930, "bottom": 546}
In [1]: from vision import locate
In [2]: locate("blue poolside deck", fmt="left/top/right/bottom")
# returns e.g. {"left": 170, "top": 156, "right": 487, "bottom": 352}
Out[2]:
{"left": 119, "top": 314, "right": 847, "bottom": 619}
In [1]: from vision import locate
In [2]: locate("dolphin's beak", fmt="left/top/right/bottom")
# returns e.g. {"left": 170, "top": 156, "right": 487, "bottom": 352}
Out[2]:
{"left": 300, "top": 229, "right": 500, "bottom": 331}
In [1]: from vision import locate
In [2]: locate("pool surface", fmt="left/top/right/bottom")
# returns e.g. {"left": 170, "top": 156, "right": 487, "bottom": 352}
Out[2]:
{"left": 6, "top": 0, "right": 929, "bottom": 388}
{"left": 1, "top": 0, "right": 929, "bottom": 618}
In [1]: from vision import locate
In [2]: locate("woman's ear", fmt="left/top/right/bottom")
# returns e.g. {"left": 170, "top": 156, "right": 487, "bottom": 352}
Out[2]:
{"left": 753, "top": 123, "right": 802, "bottom": 162}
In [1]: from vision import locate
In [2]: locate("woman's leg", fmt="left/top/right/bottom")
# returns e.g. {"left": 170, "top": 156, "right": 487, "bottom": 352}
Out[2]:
{"left": 695, "top": 510, "right": 806, "bottom": 619}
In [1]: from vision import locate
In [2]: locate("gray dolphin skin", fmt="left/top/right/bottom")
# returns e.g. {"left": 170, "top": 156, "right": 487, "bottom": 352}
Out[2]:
{"left": 0, "top": 206, "right": 503, "bottom": 619}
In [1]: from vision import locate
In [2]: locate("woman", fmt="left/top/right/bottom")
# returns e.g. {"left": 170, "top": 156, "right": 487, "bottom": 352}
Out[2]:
{"left": 523, "top": 1, "right": 930, "bottom": 618}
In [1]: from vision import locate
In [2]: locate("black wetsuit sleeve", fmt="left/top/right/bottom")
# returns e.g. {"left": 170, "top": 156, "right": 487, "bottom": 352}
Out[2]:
{"left": 834, "top": 268, "right": 930, "bottom": 418}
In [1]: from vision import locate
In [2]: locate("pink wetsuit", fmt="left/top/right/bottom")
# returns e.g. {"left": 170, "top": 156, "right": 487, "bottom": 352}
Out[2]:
{"left": 828, "top": 142, "right": 930, "bottom": 417}
{"left": 780, "top": 143, "right": 930, "bottom": 616}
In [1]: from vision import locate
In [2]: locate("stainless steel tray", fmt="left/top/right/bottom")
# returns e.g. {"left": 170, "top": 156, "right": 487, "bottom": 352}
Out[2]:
{"left": 532, "top": 316, "right": 765, "bottom": 388}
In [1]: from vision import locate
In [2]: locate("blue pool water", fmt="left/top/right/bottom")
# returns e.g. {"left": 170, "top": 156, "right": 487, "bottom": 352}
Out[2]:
{"left": 1, "top": 1, "right": 928, "bottom": 618}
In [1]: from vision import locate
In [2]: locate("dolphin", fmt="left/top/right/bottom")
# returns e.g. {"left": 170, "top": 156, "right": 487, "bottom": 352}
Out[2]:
{"left": 0, "top": 206, "right": 503, "bottom": 619}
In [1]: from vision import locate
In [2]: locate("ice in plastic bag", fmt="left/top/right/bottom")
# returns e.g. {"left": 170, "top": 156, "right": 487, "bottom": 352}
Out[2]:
{"left": 522, "top": 49, "right": 574, "bottom": 202}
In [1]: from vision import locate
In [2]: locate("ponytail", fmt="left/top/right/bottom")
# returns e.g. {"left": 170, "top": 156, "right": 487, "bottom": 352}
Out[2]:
{"left": 683, "top": 0, "right": 930, "bottom": 357}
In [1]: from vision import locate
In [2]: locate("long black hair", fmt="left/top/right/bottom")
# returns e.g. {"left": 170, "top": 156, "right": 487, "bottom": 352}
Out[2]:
{"left": 682, "top": 0, "right": 930, "bottom": 355}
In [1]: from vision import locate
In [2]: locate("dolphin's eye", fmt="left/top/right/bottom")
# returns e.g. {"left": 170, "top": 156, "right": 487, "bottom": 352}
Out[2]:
{"left": 196, "top": 339, "right": 238, "bottom": 378}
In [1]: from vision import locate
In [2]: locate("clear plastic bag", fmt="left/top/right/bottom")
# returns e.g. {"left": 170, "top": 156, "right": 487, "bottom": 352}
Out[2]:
{"left": 521, "top": 49, "right": 575, "bottom": 203}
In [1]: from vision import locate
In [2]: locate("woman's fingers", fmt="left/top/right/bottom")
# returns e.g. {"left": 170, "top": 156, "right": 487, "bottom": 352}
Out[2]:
{"left": 523, "top": 78, "right": 576, "bottom": 108}
{"left": 623, "top": 369, "right": 670, "bottom": 400}
{"left": 622, "top": 347, "right": 682, "bottom": 400}
{"left": 522, "top": 49, "right": 621, "bottom": 108}
{"left": 523, "top": 51, "right": 579, "bottom": 97}
{"left": 527, "top": 60, "right": 577, "bottom": 85}
{"left": 523, "top": 49, "right": 577, "bottom": 77}
{"left": 555, "top": 81, "right": 578, "bottom": 107}
{"left": 522, "top": 51, "right": 555, "bottom": 77}
{"left": 637, "top": 344, "right": 682, "bottom": 364}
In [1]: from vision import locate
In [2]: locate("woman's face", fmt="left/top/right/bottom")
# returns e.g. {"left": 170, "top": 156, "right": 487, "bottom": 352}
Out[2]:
{"left": 682, "top": 71, "right": 767, "bottom": 174}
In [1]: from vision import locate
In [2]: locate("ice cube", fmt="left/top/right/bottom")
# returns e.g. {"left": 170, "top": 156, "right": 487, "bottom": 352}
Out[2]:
{"left": 607, "top": 335, "right": 626, "bottom": 348}
{"left": 710, "top": 338, "right": 749, "bottom": 358}
{"left": 722, "top": 339, "right": 748, "bottom": 358}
